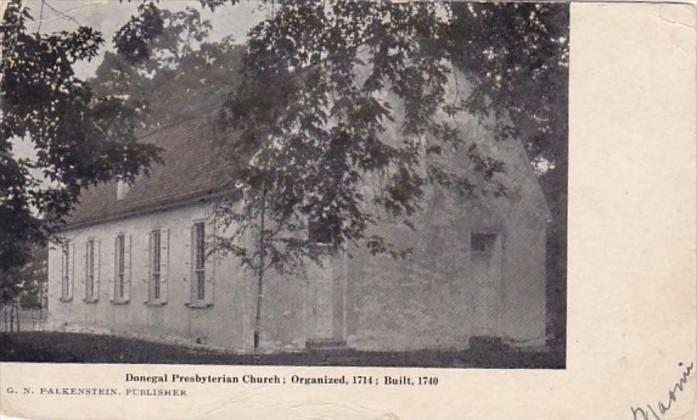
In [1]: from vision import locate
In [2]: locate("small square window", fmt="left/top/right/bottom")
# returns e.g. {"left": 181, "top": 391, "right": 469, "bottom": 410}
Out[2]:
{"left": 308, "top": 219, "right": 334, "bottom": 245}
{"left": 471, "top": 232, "right": 498, "bottom": 253}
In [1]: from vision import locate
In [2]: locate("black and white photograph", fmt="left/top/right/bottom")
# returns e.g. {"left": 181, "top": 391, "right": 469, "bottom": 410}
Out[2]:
{"left": 0, "top": 0, "right": 569, "bottom": 369}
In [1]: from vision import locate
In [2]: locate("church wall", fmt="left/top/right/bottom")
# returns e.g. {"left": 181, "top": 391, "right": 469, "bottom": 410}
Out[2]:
{"left": 47, "top": 202, "right": 308, "bottom": 353}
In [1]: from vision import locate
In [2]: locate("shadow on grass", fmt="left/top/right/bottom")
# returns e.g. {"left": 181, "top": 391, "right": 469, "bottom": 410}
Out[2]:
{"left": 0, "top": 332, "right": 564, "bottom": 369}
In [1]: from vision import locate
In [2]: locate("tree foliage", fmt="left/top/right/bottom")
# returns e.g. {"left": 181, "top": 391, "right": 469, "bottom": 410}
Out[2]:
{"left": 0, "top": 0, "right": 162, "bottom": 272}
{"left": 213, "top": 1, "right": 568, "bottom": 277}
{"left": 0, "top": 0, "right": 567, "bottom": 348}
{"left": 201, "top": 1, "right": 567, "bottom": 349}
{"left": 0, "top": 242, "right": 46, "bottom": 304}
{"left": 92, "top": 7, "right": 245, "bottom": 133}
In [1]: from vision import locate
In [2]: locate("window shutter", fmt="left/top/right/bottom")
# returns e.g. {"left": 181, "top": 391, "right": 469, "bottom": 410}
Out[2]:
{"left": 204, "top": 218, "right": 215, "bottom": 305}
{"left": 82, "top": 241, "right": 88, "bottom": 299}
{"left": 68, "top": 242, "right": 75, "bottom": 300}
{"left": 124, "top": 235, "right": 132, "bottom": 302}
{"left": 60, "top": 244, "right": 65, "bottom": 299}
{"left": 144, "top": 232, "right": 151, "bottom": 303}
{"left": 95, "top": 239, "right": 101, "bottom": 300}
{"left": 61, "top": 242, "right": 75, "bottom": 300}
{"left": 160, "top": 228, "right": 169, "bottom": 303}
{"left": 109, "top": 237, "right": 116, "bottom": 301}
{"left": 184, "top": 225, "right": 192, "bottom": 305}
{"left": 58, "top": 244, "right": 70, "bottom": 299}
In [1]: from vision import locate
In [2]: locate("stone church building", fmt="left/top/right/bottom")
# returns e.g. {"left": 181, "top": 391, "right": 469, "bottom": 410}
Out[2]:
{"left": 47, "top": 107, "right": 550, "bottom": 353}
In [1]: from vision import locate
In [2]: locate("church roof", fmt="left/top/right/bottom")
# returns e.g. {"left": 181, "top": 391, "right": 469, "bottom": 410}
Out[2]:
{"left": 63, "top": 114, "right": 243, "bottom": 230}
{"left": 62, "top": 111, "right": 552, "bottom": 231}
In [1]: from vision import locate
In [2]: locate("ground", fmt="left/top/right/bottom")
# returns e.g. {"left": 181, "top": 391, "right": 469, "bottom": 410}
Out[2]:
{"left": 0, "top": 332, "right": 564, "bottom": 368}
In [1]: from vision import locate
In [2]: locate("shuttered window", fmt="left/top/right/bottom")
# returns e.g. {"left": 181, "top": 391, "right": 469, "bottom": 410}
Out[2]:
{"left": 151, "top": 230, "right": 162, "bottom": 300}
{"left": 186, "top": 220, "right": 213, "bottom": 308}
{"left": 145, "top": 229, "right": 168, "bottom": 305}
{"left": 193, "top": 222, "right": 206, "bottom": 302}
{"left": 60, "top": 242, "right": 71, "bottom": 301}
{"left": 85, "top": 239, "right": 95, "bottom": 301}
{"left": 115, "top": 234, "right": 126, "bottom": 300}
{"left": 111, "top": 234, "right": 131, "bottom": 304}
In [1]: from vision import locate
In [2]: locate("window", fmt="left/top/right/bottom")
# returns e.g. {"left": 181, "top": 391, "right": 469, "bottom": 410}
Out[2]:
{"left": 150, "top": 229, "right": 162, "bottom": 301}
{"left": 85, "top": 239, "right": 96, "bottom": 300}
{"left": 112, "top": 234, "right": 131, "bottom": 303}
{"left": 308, "top": 218, "right": 334, "bottom": 245}
{"left": 60, "top": 242, "right": 70, "bottom": 300}
{"left": 116, "top": 180, "right": 130, "bottom": 200}
{"left": 187, "top": 221, "right": 209, "bottom": 307}
{"left": 471, "top": 232, "right": 498, "bottom": 254}
{"left": 115, "top": 234, "right": 126, "bottom": 300}
{"left": 193, "top": 222, "right": 206, "bottom": 301}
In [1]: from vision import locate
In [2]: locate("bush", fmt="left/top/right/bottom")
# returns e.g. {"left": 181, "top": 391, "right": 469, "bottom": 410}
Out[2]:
{"left": 19, "top": 292, "right": 41, "bottom": 309}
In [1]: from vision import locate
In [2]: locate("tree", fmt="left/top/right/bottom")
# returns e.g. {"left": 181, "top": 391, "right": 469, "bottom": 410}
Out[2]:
{"left": 0, "top": 242, "right": 46, "bottom": 306}
{"left": 91, "top": 6, "right": 246, "bottom": 134}
{"left": 208, "top": 1, "right": 568, "bottom": 351}
{"left": 0, "top": 0, "right": 159, "bottom": 273}
{"left": 1, "top": 0, "right": 568, "bottom": 350}
{"left": 0, "top": 1, "right": 240, "bottom": 272}
{"left": 445, "top": 3, "right": 569, "bottom": 348}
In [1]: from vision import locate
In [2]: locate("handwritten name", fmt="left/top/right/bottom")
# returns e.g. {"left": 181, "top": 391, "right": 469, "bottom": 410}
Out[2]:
{"left": 630, "top": 361, "right": 693, "bottom": 420}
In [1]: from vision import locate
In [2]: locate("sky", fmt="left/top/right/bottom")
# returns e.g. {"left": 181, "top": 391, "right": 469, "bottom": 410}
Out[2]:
{"left": 8, "top": 0, "right": 267, "bottom": 161}
{"left": 21, "top": 0, "right": 266, "bottom": 78}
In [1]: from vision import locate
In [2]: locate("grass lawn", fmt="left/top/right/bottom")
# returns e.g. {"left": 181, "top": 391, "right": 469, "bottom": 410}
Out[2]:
{"left": 0, "top": 332, "right": 564, "bottom": 368}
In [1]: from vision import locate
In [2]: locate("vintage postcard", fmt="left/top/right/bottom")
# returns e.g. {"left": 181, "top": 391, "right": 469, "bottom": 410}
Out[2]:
{"left": 0, "top": 1, "right": 694, "bottom": 419}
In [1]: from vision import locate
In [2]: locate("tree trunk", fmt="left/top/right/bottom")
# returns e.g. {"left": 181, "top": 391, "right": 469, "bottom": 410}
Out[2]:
{"left": 253, "top": 187, "right": 267, "bottom": 354}
{"left": 38, "top": 282, "right": 43, "bottom": 331}
{"left": 8, "top": 303, "right": 13, "bottom": 332}
{"left": 9, "top": 301, "right": 16, "bottom": 332}
{"left": 14, "top": 300, "right": 19, "bottom": 332}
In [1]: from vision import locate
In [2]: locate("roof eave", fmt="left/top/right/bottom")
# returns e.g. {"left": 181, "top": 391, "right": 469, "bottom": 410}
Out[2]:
{"left": 58, "top": 188, "right": 239, "bottom": 233}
